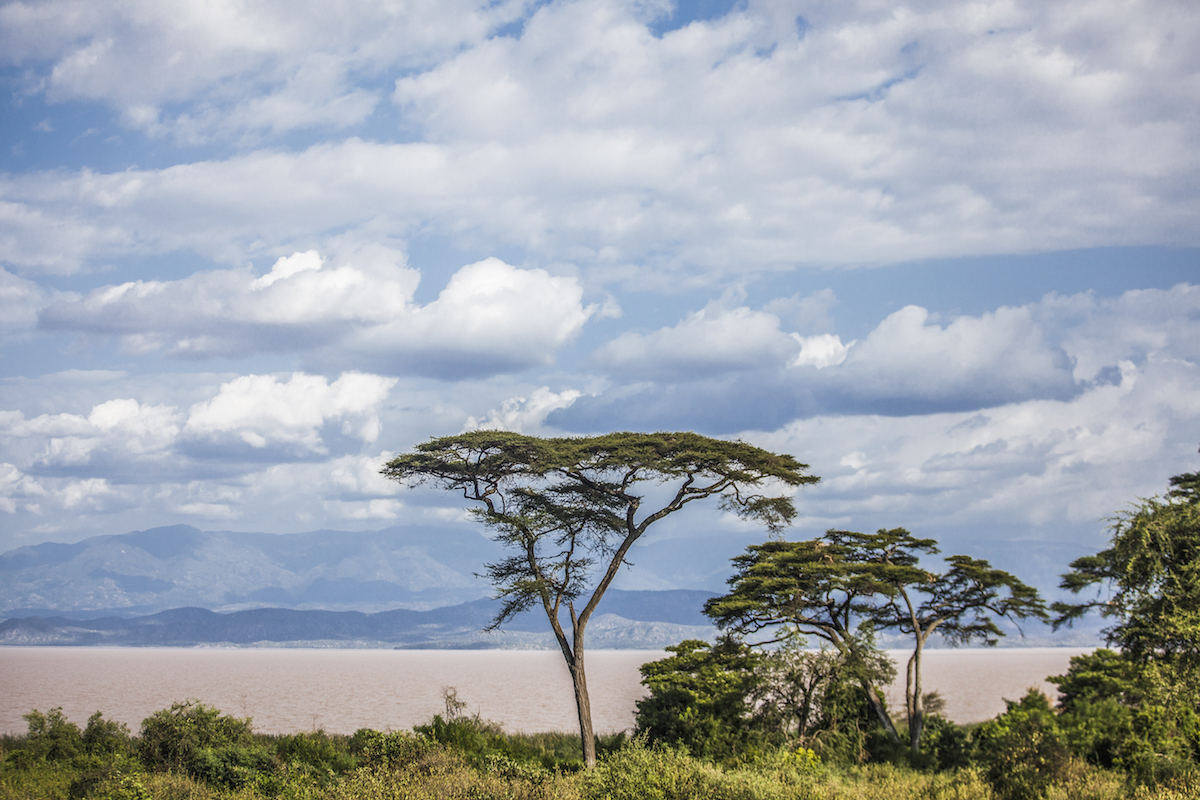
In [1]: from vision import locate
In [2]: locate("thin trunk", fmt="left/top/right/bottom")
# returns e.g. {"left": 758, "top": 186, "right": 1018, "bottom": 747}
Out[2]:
{"left": 861, "top": 680, "right": 899, "bottom": 741}
{"left": 842, "top": 635, "right": 899, "bottom": 743}
{"left": 908, "top": 637, "right": 925, "bottom": 753}
{"left": 571, "top": 626, "right": 596, "bottom": 767}
{"left": 539, "top": 588, "right": 596, "bottom": 768}
{"left": 905, "top": 652, "right": 915, "bottom": 722}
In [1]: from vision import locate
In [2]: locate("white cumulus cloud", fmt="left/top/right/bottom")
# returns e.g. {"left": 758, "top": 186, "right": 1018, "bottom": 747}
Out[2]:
{"left": 38, "top": 252, "right": 594, "bottom": 377}
{"left": 464, "top": 387, "right": 584, "bottom": 433}
{"left": 832, "top": 304, "right": 1078, "bottom": 407}
{"left": 790, "top": 333, "right": 853, "bottom": 368}
{"left": 183, "top": 372, "right": 397, "bottom": 452}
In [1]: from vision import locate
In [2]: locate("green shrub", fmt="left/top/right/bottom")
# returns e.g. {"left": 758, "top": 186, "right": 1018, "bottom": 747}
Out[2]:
{"left": 355, "top": 729, "right": 444, "bottom": 771}
{"left": 635, "top": 638, "right": 779, "bottom": 763}
{"left": 583, "top": 738, "right": 819, "bottom": 800}
{"left": 917, "top": 715, "right": 974, "bottom": 771}
{"left": 138, "top": 701, "right": 254, "bottom": 773}
{"left": 20, "top": 708, "right": 83, "bottom": 762}
{"left": 82, "top": 713, "right": 132, "bottom": 758}
{"left": 137, "top": 701, "right": 276, "bottom": 789}
{"left": 272, "top": 730, "right": 357, "bottom": 775}
{"left": 975, "top": 690, "right": 1071, "bottom": 800}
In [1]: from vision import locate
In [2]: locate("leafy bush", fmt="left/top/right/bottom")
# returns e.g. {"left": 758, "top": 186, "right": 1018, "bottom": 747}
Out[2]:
{"left": 20, "top": 708, "right": 83, "bottom": 762}
{"left": 634, "top": 638, "right": 771, "bottom": 762}
{"left": 974, "top": 690, "right": 1071, "bottom": 800}
{"left": 137, "top": 701, "right": 276, "bottom": 789}
{"left": 272, "top": 730, "right": 357, "bottom": 775}
{"left": 355, "top": 728, "right": 445, "bottom": 772}
{"left": 81, "top": 713, "right": 132, "bottom": 758}
{"left": 413, "top": 690, "right": 623, "bottom": 771}
{"left": 917, "top": 715, "right": 973, "bottom": 771}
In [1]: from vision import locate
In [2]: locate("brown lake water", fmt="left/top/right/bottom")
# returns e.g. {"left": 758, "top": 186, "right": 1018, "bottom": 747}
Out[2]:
{"left": 0, "top": 647, "right": 1091, "bottom": 736}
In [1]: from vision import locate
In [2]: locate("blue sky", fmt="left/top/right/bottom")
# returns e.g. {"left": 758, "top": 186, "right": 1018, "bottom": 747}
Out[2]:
{"left": 1, "top": 0, "right": 1198, "bottom": 595}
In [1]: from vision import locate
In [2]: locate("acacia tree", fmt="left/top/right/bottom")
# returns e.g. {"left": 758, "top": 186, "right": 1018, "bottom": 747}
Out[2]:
{"left": 703, "top": 534, "right": 910, "bottom": 741}
{"left": 705, "top": 528, "right": 1046, "bottom": 752}
{"left": 873, "top": 533, "right": 1046, "bottom": 753}
{"left": 381, "top": 430, "right": 817, "bottom": 766}
{"left": 1054, "top": 470, "right": 1200, "bottom": 670}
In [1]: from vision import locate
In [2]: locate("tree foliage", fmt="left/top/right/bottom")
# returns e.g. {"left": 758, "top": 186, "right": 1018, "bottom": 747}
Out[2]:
{"left": 382, "top": 430, "right": 817, "bottom": 766}
{"left": 1054, "top": 471, "right": 1200, "bottom": 668}
{"left": 634, "top": 637, "right": 769, "bottom": 761}
{"left": 1049, "top": 469, "right": 1200, "bottom": 786}
{"left": 702, "top": 534, "right": 906, "bottom": 741}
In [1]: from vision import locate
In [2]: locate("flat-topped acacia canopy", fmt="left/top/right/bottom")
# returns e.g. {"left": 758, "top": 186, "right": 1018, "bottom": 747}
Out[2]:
{"left": 381, "top": 430, "right": 817, "bottom": 766}
{"left": 382, "top": 430, "right": 812, "bottom": 525}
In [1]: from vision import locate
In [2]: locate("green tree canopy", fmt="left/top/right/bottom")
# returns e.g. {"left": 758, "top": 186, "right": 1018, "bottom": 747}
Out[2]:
{"left": 1053, "top": 471, "right": 1200, "bottom": 667}
{"left": 705, "top": 528, "right": 1046, "bottom": 751}
{"left": 703, "top": 532, "right": 914, "bottom": 741}
{"left": 382, "top": 430, "right": 817, "bottom": 766}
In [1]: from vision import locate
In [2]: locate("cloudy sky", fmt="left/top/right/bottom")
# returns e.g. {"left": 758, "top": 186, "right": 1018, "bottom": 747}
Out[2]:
{"left": 1, "top": 0, "right": 1198, "bottom": 594}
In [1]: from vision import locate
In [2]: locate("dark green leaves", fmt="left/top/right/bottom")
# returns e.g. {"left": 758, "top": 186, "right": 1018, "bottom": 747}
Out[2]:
{"left": 1053, "top": 473, "right": 1200, "bottom": 666}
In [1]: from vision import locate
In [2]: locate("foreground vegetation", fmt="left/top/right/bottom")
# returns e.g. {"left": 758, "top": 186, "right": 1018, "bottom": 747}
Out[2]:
{"left": 1, "top": 690, "right": 1197, "bottom": 800}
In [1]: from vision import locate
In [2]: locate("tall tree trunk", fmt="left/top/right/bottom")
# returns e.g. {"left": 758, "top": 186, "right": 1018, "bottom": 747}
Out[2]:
{"left": 908, "top": 639, "right": 926, "bottom": 753}
{"left": 570, "top": 627, "right": 596, "bottom": 767}
{"left": 905, "top": 652, "right": 915, "bottom": 722}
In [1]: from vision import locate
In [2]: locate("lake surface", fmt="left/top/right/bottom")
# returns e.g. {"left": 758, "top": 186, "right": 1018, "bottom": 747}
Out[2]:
{"left": 0, "top": 647, "right": 1091, "bottom": 736}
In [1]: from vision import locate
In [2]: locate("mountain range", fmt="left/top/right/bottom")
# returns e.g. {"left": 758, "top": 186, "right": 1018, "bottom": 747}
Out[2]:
{"left": 0, "top": 523, "right": 755, "bottom": 618}
{"left": 0, "top": 591, "right": 717, "bottom": 649}
{"left": 1, "top": 524, "right": 510, "bottom": 617}
{"left": 0, "top": 523, "right": 1100, "bottom": 648}
{"left": 0, "top": 523, "right": 723, "bottom": 648}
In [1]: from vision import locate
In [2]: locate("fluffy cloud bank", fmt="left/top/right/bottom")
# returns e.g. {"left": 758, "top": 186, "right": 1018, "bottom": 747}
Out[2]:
{"left": 0, "top": 0, "right": 529, "bottom": 143}
{"left": 38, "top": 253, "right": 595, "bottom": 377}
{"left": 560, "top": 283, "right": 1199, "bottom": 430}
{"left": 0, "top": 369, "right": 409, "bottom": 531}
{"left": 0, "top": 371, "right": 395, "bottom": 476}
{"left": 3, "top": 0, "right": 1197, "bottom": 279}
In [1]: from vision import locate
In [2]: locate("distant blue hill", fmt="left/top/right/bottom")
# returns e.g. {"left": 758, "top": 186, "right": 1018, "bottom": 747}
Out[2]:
{"left": 0, "top": 523, "right": 723, "bottom": 647}
{"left": 0, "top": 589, "right": 718, "bottom": 649}
{"left": 0, "top": 523, "right": 507, "bottom": 615}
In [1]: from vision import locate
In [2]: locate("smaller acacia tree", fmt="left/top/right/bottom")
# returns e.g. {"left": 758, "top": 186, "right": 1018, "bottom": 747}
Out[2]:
{"left": 382, "top": 430, "right": 817, "bottom": 767}
{"left": 706, "top": 528, "right": 1046, "bottom": 753}
{"left": 703, "top": 534, "right": 907, "bottom": 741}
{"left": 877, "top": 539, "right": 1047, "bottom": 752}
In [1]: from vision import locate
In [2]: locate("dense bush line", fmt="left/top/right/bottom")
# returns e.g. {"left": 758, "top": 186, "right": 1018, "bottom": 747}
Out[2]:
{"left": 1, "top": 691, "right": 1197, "bottom": 800}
